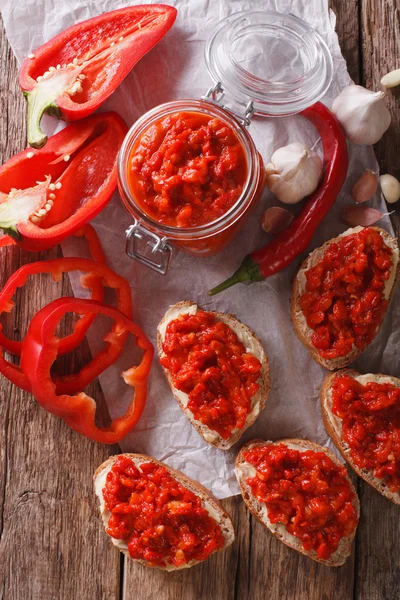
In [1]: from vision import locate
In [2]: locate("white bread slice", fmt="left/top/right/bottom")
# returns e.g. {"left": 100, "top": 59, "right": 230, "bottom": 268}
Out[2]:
{"left": 291, "top": 226, "right": 399, "bottom": 370}
{"left": 157, "top": 301, "right": 270, "bottom": 450}
{"left": 321, "top": 369, "right": 400, "bottom": 505}
{"left": 94, "top": 453, "right": 235, "bottom": 571}
{"left": 235, "top": 438, "right": 360, "bottom": 566}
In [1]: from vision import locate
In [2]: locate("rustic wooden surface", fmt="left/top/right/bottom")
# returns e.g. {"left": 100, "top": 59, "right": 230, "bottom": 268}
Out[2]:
{"left": 0, "top": 2, "right": 399, "bottom": 599}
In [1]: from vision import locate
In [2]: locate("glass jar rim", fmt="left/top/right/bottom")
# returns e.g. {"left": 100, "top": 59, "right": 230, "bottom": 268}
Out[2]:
{"left": 205, "top": 10, "right": 333, "bottom": 116}
{"left": 118, "top": 99, "right": 262, "bottom": 241}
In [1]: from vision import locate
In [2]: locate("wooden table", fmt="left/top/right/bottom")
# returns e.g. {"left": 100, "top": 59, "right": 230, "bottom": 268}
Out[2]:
{"left": 1, "top": 2, "right": 399, "bottom": 599}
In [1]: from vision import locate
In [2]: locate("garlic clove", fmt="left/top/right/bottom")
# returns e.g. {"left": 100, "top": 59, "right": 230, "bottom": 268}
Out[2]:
{"left": 265, "top": 142, "right": 323, "bottom": 205}
{"left": 352, "top": 169, "right": 378, "bottom": 203}
{"left": 380, "top": 174, "right": 400, "bottom": 204}
{"left": 342, "top": 206, "right": 384, "bottom": 227}
{"left": 381, "top": 69, "right": 400, "bottom": 89}
{"left": 332, "top": 85, "right": 391, "bottom": 145}
{"left": 261, "top": 206, "right": 294, "bottom": 235}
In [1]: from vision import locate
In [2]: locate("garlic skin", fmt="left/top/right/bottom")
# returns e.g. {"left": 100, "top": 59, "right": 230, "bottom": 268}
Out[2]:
{"left": 380, "top": 174, "right": 400, "bottom": 204}
{"left": 332, "top": 85, "right": 391, "bottom": 145}
{"left": 265, "top": 143, "right": 323, "bottom": 205}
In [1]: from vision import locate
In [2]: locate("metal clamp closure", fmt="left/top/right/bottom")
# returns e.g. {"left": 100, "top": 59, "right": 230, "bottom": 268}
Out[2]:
{"left": 126, "top": 221, "right": 172, "bottom": 275}
{"left": 202, "top": 81, "right": 255, "bottom": 127}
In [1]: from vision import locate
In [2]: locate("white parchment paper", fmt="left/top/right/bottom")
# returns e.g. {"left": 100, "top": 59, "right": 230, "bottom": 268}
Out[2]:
{"left": 2, "top": 0, "right": 398, "bottom": 499}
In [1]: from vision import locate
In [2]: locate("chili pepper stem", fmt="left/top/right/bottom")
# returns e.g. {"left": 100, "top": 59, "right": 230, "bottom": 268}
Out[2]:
{"left": 208, "top": 257, "right": 262, "bottom": 296}
{"left": 24, "top": 89, "right": 60, "bottom": 148}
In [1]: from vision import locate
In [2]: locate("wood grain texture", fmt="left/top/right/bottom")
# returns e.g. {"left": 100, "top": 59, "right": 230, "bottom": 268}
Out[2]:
{"left": 0, "top": 1, "right": 399, "bottom": 599}
{"left": 0, "top": 18, "right": 121, "bottom": 600}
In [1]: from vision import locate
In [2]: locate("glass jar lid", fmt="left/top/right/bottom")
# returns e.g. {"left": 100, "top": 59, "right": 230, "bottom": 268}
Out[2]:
{"left": 205, "top": 10, "right": 333, "bottom": 117}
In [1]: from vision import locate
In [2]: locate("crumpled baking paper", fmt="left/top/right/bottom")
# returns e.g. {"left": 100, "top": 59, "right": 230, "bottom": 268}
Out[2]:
{"left": 2, "top": 0, "right": 398, "bottom": 499}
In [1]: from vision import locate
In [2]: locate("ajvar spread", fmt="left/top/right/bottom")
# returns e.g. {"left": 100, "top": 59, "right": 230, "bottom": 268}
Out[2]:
{"left": 103, "top": 456, "right": 225, "bottom": 568}
{"left": 160, "top": 310, "right": 262, "bottom": 440}
{"left": 331, "top": 375, "right": 400, "bottom": 493}
{"left": 128, "top": 112, "right": 247, "bottom": 228}
{"left": 243, "top": 444, "right": 358, "bottom": 560}
{"left": 299, "top": 228, "right": 394, "bottom": 359}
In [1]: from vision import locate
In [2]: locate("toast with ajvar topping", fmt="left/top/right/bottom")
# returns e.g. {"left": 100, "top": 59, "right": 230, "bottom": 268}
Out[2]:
{"left": 94, "top": 453, "right": 235, "bottom": 571}
{"left": 235, "top": 438, "right": 360, "bottom": 567}
{"left": 321, "top": 369, "right": 400, "bottom": 505}
{"left": 291, "top": 226, "right": 399, "bottom": 370}
{"left": 157, "top": 301, "right": 270, "bottom": 450}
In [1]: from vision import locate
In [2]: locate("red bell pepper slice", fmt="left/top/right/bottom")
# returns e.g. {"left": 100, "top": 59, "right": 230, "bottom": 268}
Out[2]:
{"left": 0, "top": 112, "right": 127, "bottom": 251}
{"left": 0, "top": 224, "right": 105, "bottom": 357}
{"left": 21, "top": 297, "right": 153, "bottom": 444}
{"left": 19, "top": 4, "right": 177, "bottom": 148}
{"left": 0, "top": 258, "right": 133, "bottom": 395}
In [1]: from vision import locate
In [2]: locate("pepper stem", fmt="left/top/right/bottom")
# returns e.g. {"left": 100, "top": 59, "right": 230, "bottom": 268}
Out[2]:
{"left": 24, "top": 90, "right": 60, "bottom": 148}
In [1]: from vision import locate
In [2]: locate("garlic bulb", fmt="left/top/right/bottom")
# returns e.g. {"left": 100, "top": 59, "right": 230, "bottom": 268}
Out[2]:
{"left": 380, "top": 174, "right": 400, "bottom": 204}
{"left": 265, "top": 143, "right": 323, "bottom": 205}
{"left": 332, "top": 85, "right": 391, "bottom": 145}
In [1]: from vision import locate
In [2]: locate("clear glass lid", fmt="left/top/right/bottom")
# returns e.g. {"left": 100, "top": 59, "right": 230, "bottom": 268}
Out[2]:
{"left": 205, "top": 10, "right": 333, "bottom": 117}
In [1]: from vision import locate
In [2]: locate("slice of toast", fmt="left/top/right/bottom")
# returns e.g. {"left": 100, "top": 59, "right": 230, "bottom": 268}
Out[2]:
{"left": 157, "top": 301, "right": 270, "bottom": 449}
{"left": 321, "top": 369, "right": 400, "bottom": 505}
{"left": 291, "top": 226, "right": 399, "bottom": 370}
{"left": 235, "top": 438, "right": 360, "bottom": 566}
{"left": 94, "top": 453, "right": 235, "bottom": 571}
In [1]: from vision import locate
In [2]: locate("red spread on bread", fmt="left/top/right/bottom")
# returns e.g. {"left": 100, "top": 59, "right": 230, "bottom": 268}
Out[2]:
{"left": 160, "top": 310, "right": 261, "bottom": 439}
{"left": 331, "top": 375, "right": 400, "bottom": 493}
{"left": 299, "top": 228, "right": 393, "bottom": 359}
{"left": 103, "top": 456, "right": 225, "bottom": 567}
{"left": 243, "top": 444, "right": 358, "bottom": 560}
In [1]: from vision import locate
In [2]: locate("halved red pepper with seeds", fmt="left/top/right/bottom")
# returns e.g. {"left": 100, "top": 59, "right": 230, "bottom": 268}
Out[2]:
{"left": 21, "top": 298, "right": 153, "bottom": 444}
{"left": 0, "top": 257, "right": 133, "bottom": 395}
{"left": 0, "top": 112, "right": 127, "bottom": 250}
{"left": 19, "top": 5, "right": 177, "bottom": 147}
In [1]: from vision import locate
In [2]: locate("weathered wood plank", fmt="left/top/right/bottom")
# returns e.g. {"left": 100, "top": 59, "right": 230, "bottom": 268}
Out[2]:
{"left": 0, "top": 19, "right": 121, "bottom": 600}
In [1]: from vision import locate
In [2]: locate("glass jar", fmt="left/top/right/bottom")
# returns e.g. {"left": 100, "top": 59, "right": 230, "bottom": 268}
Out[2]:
{"left": 118, "top": 10, "right": 333, "bottom": 274}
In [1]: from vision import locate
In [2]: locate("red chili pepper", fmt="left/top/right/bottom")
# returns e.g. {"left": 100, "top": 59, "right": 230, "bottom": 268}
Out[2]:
{"left": 0, "top": 258, "right": 133, "bottom": 395}
{"left": 0, "top": 112, "right": 127, "bottom": 251}
{"left": 0, "top": 235, "right": 15, "bottom": 248}
{"left": 19, "top": 5, "right": 177, "bottom": 148}
{"left": 21, "top": 298, "right": 153, "bottom": 444}
{"left": 209, "top": 102, "right": 349, "bottom": 296}
{"left": 0, "top": 225, "right": 105, "bottom": 357}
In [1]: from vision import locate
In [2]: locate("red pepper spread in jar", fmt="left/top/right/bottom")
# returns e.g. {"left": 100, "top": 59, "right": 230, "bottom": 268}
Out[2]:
{"left": 129, "top": 112, "right": 247, "bottom": 228}
{"left": 331, "top": 375, "right": 400, "bottom": 493}
{"left": 243, "top": 444, "right": 358, "bottom": 560}
{"left": 299, "top": 228, "right": 394, "bottom": 359}
{"left": 160, "top": 310, "right": 262, "bottom": 440}
{"left": 103, "top": 456, "right": 225, "bottom": 568}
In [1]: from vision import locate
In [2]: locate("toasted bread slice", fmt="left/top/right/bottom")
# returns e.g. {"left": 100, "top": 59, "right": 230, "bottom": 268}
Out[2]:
{"left": 94, "top": 453, "right": 235, "bottom": 571}
{"left": 157, "top": 301, "right": 270, "bottom": 450}
{"left": 291, "top": 226, "right": 399, "bottom": 370}
{"left": 321, "top": 369, "right": 400, "bottom": 505}
{"left": 235, "top": 438, "right": 360, "bottom": 566}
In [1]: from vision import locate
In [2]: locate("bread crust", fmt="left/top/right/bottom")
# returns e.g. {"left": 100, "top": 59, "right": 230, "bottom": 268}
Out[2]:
{"left": 94, "top": 453, "right": 235, "bottom": 571}
{"left": 320, "top": 369, "right": 400, "bottom": 505}
{"left": 235, "top": 438, "right": 360, "bottom": 566}
{"left": 157, "top": 301, "right": 270, "bottom": 449}
{"left": 291, "top": 227, "right": 399, "bottom": 370}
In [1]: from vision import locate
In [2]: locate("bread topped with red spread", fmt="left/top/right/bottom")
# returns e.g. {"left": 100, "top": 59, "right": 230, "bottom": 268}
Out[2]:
{"left": 291, "top": 226, "right": 399, "bottom": 370}
{"left": 157, "top": 300, "right": 270, "bottom": 450}
{"left": 94, "top": 453, "right": 235, "bottom": 571}
{"left": 235, "top": 438, "right": 360, "bottom": 566}
{"left": 321, "top": 369, "right": 400, "bottom": 505}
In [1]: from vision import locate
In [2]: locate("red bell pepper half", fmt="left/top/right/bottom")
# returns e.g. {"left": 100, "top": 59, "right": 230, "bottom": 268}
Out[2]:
{"left": 0, "top": 257, "right": 133, "bottom": 395}
{"left": 21, "top": 297, "right": 154, "bottom": 444}
{"left": 0, "top": 112, "right": 127, "bottom": 251}
{"left": 19, "top": 4, "right": 177, "bottom": 148}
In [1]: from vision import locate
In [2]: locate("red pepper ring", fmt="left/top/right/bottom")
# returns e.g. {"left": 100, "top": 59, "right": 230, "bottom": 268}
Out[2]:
{"left": 21, "top": 298, "right": 154, "bottom": 444}
{"left": 0, "top": 224, "right": 106, "bottom": 357}
{"left": 0, "top": 258, "right": 133, "bottom": 395}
